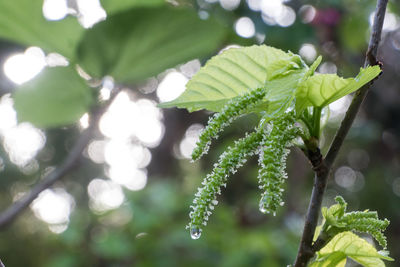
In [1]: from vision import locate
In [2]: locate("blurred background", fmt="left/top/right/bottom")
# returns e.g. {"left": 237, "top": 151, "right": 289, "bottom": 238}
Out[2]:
{"left": 0, "top": 0, "right": 399, "bottom": 266}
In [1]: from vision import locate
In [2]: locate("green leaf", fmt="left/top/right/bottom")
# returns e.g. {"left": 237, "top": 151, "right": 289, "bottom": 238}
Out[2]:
{"left": 293, "top": 56, "right": 322, "bottom": 114}
{"left": 321, "top": 202, "right": 346, "bottom": 228}
{"left": 77, "top": 7, "right": 228, "bottom": 84}
{"left": 263, "top": 69, "right": 306, "bottom": 118}
{"left": 313, "top": 224, "right": 323, "bottom": 242}
{"left": 0, "top": 0, "right": 84, "bottom": 60}
{"left": 310, "top": 232, "right": 393, "bottom": 267}
{"left": 13, "top": 67, "right": 93, "bottom": 128}
{"left": 160, "top": 45, "right": 307, "bottom": 112}
{"left": 309, "top": 251, "right": 347, "bottom": 267}
{"left": 296, "top": 65, "right": 381, "bottom": 110}
{"left": 319, "top": 196, "right": 390, "bottom": 248}
{"left": 303, "top": 56, "right": 322, "bottom": 79}
{"left": 100, "top": 0, "right": 166, "bottom": 15}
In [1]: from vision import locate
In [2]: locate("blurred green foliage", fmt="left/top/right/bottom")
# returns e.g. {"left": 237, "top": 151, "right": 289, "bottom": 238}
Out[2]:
{"left": 0, "top": 0, "right": 399, "bottom": 266}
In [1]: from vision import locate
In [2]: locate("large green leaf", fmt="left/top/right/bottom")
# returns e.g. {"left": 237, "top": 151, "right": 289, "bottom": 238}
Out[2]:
{"left": 0, "top": 0, "right": 84, "bottom": 60}
{"left": 13, "top": 67, "right": 93, "bottom": 128}
{"left": 296, "top": 65, "right": 381, "bottom": 112}
{"left": 160, "top": 45, "right": 308, "bottom": 112}
{"left": 100, "top": 0, "right": 166, "bottom": 15}
{"left": 310, "top": 232, "right": 393, "bottom": 267}
{"left": 77, "top": 7, "right": 228, "bottom": 84}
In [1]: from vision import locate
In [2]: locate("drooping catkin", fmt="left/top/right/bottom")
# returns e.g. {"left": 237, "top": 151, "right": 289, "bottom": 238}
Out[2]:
{"left": 188, "top": 129, "right": 264, "bottom": 238}
{"left": 191, "top": 87, "right": 267, "bottom": 161}
{"left": 257, "top": 112, "right": 300, "bottom": 215}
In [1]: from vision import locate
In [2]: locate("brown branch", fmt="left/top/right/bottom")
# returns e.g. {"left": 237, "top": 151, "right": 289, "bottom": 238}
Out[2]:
{"left": 0, "top": 88, "right": 120, "bottom": 229}
{"left": 311, "top": 232, "right": 330, "bottom": 254}
{"left": 325, "top": 0, "right": 387, "bottom": 167}
{"left": 294, "top": 148, "right": 329, "bottom": 266}
{"left": 293, "top": 1, "right": 388, "bottom": 266}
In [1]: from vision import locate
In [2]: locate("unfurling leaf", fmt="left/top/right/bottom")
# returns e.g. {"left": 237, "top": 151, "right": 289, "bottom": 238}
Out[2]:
{"left": 296, "top": 65, "right": 381, "bottom": 112}
{"left": 320, "top": 196, "right": 389, "bottom": 249}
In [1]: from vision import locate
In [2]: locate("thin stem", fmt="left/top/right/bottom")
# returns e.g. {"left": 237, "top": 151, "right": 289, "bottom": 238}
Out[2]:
{"left": 293, "top": 1, "right": 388, "bottom": 266}
{"left": 303, "top": 107, "right": 311, "bottom": 121}
{"left": 312, "top": 107, "right": 321, "bottom": 139}
{"left": 0, "top": 88, "right": 120, "bottom": 229}
{"left": 300, "top": 116, "right": 313, "bottom": 136}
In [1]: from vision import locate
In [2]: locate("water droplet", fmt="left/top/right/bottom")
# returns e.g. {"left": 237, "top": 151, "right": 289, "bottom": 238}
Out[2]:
{"left": 190, "top": 226, "right": 202, "bottom": 240}
{"left": 259, "top": 197, "right": 269, "bottom": 214}
{"left": 259, "top": 205, "right": 268, "bottom": 214}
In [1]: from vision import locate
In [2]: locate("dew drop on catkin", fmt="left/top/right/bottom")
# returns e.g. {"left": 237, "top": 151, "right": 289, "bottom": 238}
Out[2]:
{"left": 190, "top": 226, "right": 202, "bottom": 240}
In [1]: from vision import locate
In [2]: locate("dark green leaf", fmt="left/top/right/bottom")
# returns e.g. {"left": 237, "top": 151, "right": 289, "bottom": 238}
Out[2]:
{"left": 0, "top": 0, "right": 84, "bottom": 60}
{"left": 100, "top": 0, "right": 166, "bottom": 15}
{"left": 13, "top": 67, "right": 93, "bottom": 128}
{"left": 77, "top": 7, "right": 228, "bottom": 84}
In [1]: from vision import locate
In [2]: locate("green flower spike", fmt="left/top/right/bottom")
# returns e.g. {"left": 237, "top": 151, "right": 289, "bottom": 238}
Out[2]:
{"left": 188, "top": 129, "right": 264, "bottom": 239}
{"left": 257, "top": 112, "right": 300, "bottom": 215}
{"left": 191, "top": 87, "right": 267, "bottom": 161}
